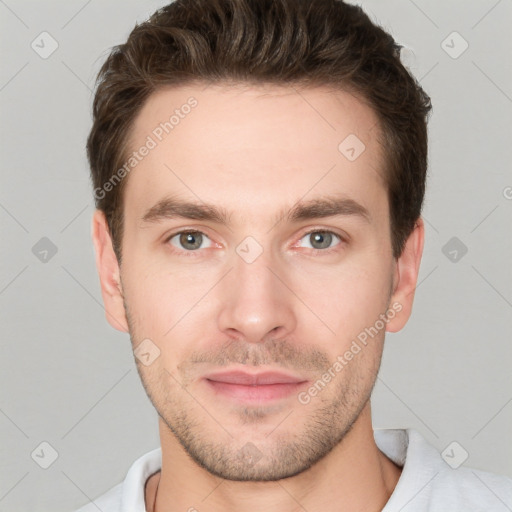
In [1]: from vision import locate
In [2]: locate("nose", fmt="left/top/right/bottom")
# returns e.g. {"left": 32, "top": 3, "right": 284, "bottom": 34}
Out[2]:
{"left": 216, "top": 245, "right": 298, "bottom": 344}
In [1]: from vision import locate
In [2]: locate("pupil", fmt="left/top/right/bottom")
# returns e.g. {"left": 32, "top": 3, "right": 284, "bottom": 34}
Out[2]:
{"left": 311, "top": 232, "right": 331, "bottom": 249}
{"left": 181, "top": 232, "right": 202, "bottom": 250}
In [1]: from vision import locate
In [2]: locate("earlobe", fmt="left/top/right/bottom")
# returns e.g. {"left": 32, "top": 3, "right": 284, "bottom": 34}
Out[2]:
{"left": 386, "top": 217, "right": 425, "bottom": 333}
{"left": 91, "top": 210, "right": 129, "bottom": 333}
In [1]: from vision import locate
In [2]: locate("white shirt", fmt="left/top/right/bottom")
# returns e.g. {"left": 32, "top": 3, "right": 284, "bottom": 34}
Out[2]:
{"left": 74, "top": 428, "right": 512, "bottom": 511}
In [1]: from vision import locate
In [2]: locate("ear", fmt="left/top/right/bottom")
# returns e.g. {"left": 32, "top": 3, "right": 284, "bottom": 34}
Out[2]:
{"left": 386, "top": 217, "right": 425, "bottom": 333}
{"left": 91, "top": 210, "right": 129, "bottom": 333}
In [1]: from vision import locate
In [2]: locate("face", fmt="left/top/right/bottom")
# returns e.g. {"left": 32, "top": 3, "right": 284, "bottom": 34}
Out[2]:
{"left": 94, "top": 83, "right": 422, "bottom": 482}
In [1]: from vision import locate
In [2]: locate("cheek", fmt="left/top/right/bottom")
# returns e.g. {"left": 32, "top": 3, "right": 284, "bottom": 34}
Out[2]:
{"left": 295, "top": 260, "right": 392, "bottom": 343}
{"left": 122, "top": 237, "right": 393, "bottom": 358}
{"left": 122, "top": 255, "right": 207, "bottom": 331}
{"left": 121, "top": 261, "right": 218, "bottom": 374}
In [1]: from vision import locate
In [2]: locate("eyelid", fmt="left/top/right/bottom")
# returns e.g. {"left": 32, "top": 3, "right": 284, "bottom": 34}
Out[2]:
{"left": 163, "top": 226, "right": 348, "bottom": 256}
{"left": 164, "top": 228, "right": 218, "bottom": 257}
{"left": 298, "top": 227, "right": 348, "bottom": 243}
{"left": 293, "top": 227, "right": 346, "bottom": 253}
{"left": 164, "top": 227, "right": 216, "bottom": 243}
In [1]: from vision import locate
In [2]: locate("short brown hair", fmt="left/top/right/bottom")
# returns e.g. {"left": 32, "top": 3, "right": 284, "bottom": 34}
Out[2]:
{"left": 87, "top": 0, "right": 432, "bottom": 263}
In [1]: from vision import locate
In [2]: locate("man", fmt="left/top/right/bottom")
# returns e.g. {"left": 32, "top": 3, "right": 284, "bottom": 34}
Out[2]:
{"left": 77, "top": 0, "right": 512, "bottom": 510}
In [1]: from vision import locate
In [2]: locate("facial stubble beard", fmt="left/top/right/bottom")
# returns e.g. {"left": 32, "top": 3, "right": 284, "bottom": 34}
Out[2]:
{"left": 122, "top": 294, "right": 384, "bottom": 483}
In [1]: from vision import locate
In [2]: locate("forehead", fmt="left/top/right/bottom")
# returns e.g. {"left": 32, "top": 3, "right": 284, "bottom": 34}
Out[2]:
{"left": 122, "top": 83, "right": 387, "bottom": 227}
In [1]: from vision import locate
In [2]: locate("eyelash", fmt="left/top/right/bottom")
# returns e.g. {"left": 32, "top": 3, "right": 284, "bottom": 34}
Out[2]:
{"left": 165, "top": 229, "right": 214, "bottom": 258}
{"left": 164, "top": 228, "right": 346, "bottom": 258}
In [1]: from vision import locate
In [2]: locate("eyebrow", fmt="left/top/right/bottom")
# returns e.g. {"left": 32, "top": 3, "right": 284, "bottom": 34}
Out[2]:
{"left": 140, "top": 195, "right": 371, "bottom": 226}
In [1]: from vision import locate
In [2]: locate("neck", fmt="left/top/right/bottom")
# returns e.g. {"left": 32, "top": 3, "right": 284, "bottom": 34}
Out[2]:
{"left": 146, "top": 403, "right": 402, "bottom": 512}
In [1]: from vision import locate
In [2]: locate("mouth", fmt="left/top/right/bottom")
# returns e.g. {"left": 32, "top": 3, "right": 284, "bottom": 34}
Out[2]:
{"left": 203, "top": 369, "right": 309, "bottom": 403}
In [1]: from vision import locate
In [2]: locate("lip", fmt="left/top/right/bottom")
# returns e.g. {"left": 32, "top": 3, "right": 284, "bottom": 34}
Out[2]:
{"left": 203, "top": 369, "right": 309, "bottom": 403}
{"left": 205, "top": 370, "right": 306, "bottom": 385}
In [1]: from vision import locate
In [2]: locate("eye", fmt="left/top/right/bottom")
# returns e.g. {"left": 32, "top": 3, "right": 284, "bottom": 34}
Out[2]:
{"left": 297, "top": 230, "right": 343, "bottom": 251}
{"left": 167, "top": 230, "right": 212, "bottom": 251}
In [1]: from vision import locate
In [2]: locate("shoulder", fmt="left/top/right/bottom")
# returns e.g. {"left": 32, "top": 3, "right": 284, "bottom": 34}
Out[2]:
{"left": 376, "top": 428, "right": 512, "bottom": 511}
{"left": 73, "top": 482, "right": 123, "bottom": 512}
{"left": 72, "top": 447, "right": 162, "bottom": 512}
{"left": 425, "top": 465, "right": 512, "bottom": 510}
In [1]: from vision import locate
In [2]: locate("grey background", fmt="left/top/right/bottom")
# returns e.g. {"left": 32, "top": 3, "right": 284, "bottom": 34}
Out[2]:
{"left": 0, "top": 0, "right": 511, "bottom": 511}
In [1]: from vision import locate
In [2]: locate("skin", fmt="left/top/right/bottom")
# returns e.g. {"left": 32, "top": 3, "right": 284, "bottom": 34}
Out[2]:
{"left": 92, "top": 83, "right": 424, "bottom": 512}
